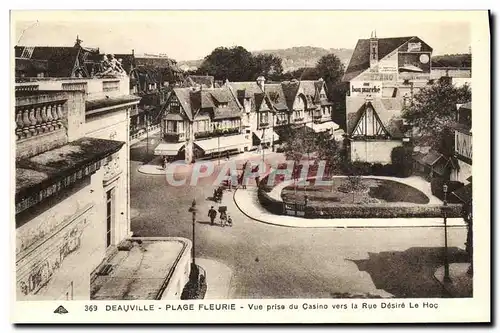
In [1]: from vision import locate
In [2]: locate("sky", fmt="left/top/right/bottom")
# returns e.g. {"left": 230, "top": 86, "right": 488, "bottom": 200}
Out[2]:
{"left": 13, "top": 11, "right": 472, "bottom": 61}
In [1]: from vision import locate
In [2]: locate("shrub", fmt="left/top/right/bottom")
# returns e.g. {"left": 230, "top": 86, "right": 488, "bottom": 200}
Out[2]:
{"left": 303, "top": 204, "right": 462, "bottom": 219}
{"left": 391, "top": 146, "right": 413, "bottom": 177}
{"left": 351, "top": 162, "right": 372, "bottom": 175}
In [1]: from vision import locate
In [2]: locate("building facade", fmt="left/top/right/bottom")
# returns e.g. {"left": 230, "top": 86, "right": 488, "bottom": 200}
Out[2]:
{"left": 15, "top": 75, "right": 140, "bottom": 300}
{"left": 343, "top": 34, "right": 472, "bottom": 164}
{"left": 230, "top": 77, "right": 339, "bottom": 151}
{"left": 113, "top": 52, "right": 184, "bottom": 141}
{"left": 451, "top": 102, "right": 472, "bottom": 183}
{"left": 155, "top": 85, "right": 249, "bottom": 164}
{"left": 343, "top": 35, "right": 435, "bottom": 163}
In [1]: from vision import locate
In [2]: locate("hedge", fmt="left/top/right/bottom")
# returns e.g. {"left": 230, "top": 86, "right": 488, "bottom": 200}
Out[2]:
{"left": 257, "top": 187, "right": 285, "bottom": 215}
{"left": 303, "top": 204, "right": 462, "bottom": 219}
{"left": 257, "top": 187, "right": 462, "bottom": 219}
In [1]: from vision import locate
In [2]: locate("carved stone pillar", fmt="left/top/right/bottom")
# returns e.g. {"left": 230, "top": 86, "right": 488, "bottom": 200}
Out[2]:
{"left": 40, "top": 106, "right": 48, "bottom": 133}
{"left": 28, "top": 107, "right": 37, "bottom": 137}
{"left": 22, "top": 109, "right": 30, "bottom": 138}
{"left": 16, "top": 110, "right": 24, "bottom": 140}
{"left": 46, "top": 105, "right": 54, "bottom": 132}
{"left": 56, "top": 104, "right": 64, "bottom": 129}
{"left": 34, "top": 107, "right": 43, "bottom": 135}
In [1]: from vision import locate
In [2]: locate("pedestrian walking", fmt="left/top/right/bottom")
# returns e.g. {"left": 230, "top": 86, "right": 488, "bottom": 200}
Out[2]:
{"left": 208, "top": 206, "right": 217, "bottom": 226}
{"left": 220, "top": 211, "right": 227, "bottom": 227}
{"left": 227, "top": 215, "right": 233, "bottom": 227}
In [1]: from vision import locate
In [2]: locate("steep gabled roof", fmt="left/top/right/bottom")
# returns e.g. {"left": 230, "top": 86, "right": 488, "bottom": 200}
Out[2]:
{"left": 169, "top": 86, "right": 241, "bottom": 122}
{"left": 171, "top": 88, "right": 195, "bottom": 121}
{"left": 227, "top": 82, "right": 267, "bottom": 112}
{"left": 265, "top": 84, "right": 288, "bottom": 111}
{"left": 15, "top": 46, "right": 79, "bottom": 77}
{"left": 342, "top": 36, "right": 417, "bottom": 82}
{"left": 281, "top": 80, "right": 301, "bottom": 111}
{"left": 346, "top": 99, "right": 404, "bottom": 138}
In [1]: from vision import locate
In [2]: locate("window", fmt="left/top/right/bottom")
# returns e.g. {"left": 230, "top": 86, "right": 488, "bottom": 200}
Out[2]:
{"left": 260, "top": 112, "right": 269, "bottom": 124}
{"left": 167, "top": 120, "right": 177, "bottom": 132}
{"left": 106, "top": 189, "right": 115, "bottom": 248}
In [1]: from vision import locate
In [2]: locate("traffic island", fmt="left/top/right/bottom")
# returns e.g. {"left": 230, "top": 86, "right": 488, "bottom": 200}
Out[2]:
{"left": 234, "top": 187, "right": 467, "bottom": 228}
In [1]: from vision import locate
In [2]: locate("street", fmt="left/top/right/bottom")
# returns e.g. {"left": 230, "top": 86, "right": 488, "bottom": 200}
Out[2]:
{"left": 130, "top": 136, "right": 468, "bottom": 299}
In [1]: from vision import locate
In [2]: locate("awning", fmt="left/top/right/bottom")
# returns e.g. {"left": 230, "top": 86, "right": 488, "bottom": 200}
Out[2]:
{"left": 195, "top": 134, "right": 249, "bottom": 154}
{"left": 154, "top": 142, "right": 185, "bottom": 156}
{"left": 306, "top": 121, "right": 339, "bottom": 133}
{"left": 253, "top": 130, "right": 280, "bottom": 144}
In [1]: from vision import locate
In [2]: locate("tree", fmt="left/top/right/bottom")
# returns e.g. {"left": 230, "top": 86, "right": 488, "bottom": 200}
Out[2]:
{"left": 316, "top": 54, "right": 345, "bottom": 85}
{"left": 336, "top": 162, "right": 367, "bottom": 204}
{"left": 198, "top": 46, "right": 255, "bottom": 81}
{"left": 391, "top": 146, "right": 413, "bottom": 177}
{"left": 281, "top": 127, "right": 318, "bottom": 194}
{"left": 253, "top": 53, "right": 284, "bottom": 81}
{"left": 402, "top": 79, "right": 471, "bottom": 151}
{"left": 315, "top": 133, "right": 343, "bottom": 191}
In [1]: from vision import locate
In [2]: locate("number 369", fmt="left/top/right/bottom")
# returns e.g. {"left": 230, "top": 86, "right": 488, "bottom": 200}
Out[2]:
{"left": 85, "top": 305, "right": 98, "bottom": 312}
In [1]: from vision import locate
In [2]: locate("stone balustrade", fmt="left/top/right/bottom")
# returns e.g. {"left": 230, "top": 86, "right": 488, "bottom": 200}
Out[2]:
{"left": 15, "top": 101, "right": 65, "bottom": 141}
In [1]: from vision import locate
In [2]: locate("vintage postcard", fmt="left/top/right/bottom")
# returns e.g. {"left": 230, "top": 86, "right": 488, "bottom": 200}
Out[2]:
{"left": 11, "top": 10, "right": 490, "bottom": 324}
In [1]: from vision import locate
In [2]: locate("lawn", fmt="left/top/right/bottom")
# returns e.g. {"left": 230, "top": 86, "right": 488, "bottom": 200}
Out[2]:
{"left": 281, "top": 177, "right": 430, "bottom": 207}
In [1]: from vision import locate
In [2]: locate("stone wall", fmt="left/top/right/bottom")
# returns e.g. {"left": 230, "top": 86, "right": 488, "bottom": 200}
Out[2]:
{"left": 16, "top": 168, "right": 107, "bottom": 300}
{"left": 85, "top": 106, "right": 131, "bottom": 243}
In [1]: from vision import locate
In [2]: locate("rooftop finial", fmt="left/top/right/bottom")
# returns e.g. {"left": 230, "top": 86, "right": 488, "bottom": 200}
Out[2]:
{"left": 75, "top": 35, "right": 83, "bottom": 46}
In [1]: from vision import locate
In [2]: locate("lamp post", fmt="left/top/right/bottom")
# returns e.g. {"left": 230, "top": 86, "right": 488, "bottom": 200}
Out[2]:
{"left": 188, "top": 199, "right": 198, "bottom": 266}
{"left": 442, "top": 184, "right": 452, "bottom": 283}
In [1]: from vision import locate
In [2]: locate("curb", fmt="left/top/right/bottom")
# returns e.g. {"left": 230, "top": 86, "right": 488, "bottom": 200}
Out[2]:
{"left": 137, "top": 165, "right": 166, "bottom": 176}
{"left": 233, "top": 189, "right": 467, "bottom": 229}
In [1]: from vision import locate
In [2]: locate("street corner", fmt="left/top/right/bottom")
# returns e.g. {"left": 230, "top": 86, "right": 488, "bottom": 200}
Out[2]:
{"left": 195, "top": 258, "right": 234, "bottom": 299}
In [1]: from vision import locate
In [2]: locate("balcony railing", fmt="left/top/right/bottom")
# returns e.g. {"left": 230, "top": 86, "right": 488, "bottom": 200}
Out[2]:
{"left": 164, "top": 132, "right": 186, "bottom": 142}
{"left": 15, "top": 101, "right": 65, "bottom": 140}
{"left": 294, "top": 117, "right": 305, "bottom": 123}
{"left": 259, "top": 122, "right": 269, "bottom": 128}
{"left": 195, "top": 128, "right": 240, "bottom": 139}
{"left": 275, "top": 119, "right": 288, "bottom": 126}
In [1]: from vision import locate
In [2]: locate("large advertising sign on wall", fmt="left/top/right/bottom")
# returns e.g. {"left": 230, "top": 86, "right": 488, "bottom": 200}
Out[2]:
{"left": 350, "top": 81, "right": 382, "bottom": 97}
{"left": 398, "top": 52, "right": 432, "bottom": 79}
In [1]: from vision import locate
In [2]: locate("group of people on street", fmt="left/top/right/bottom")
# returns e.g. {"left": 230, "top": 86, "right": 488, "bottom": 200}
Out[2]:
{"left": 208, "top": 206, "right": 232, "bottom": 227}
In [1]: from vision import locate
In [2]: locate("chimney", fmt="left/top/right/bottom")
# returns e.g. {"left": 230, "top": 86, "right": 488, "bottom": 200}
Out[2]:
{"left": 369, "top": 30, "right": 379, "bottom": 69}
{"left": 256, "top": 76, "right": 266, "bottom": 91}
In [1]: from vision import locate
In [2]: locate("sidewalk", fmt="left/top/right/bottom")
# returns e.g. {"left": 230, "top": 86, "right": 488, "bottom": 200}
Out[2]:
{"left": 233, "top": 188, "right": 467, "bottom": 228}
{"left": 196, "top": 258, "right": 233, "bottom": 299}
{"left": 434, "top": 263, "right": 473, "bottom": 297}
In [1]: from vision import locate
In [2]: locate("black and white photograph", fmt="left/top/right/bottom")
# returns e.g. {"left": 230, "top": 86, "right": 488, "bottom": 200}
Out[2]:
{"left": 10, "top": 10, "right": 490, "bottom": 324}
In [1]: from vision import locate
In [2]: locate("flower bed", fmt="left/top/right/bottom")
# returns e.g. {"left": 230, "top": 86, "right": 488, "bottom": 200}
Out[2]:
{"left": 257, "top": 176, "right": 463, "bottom": 219}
